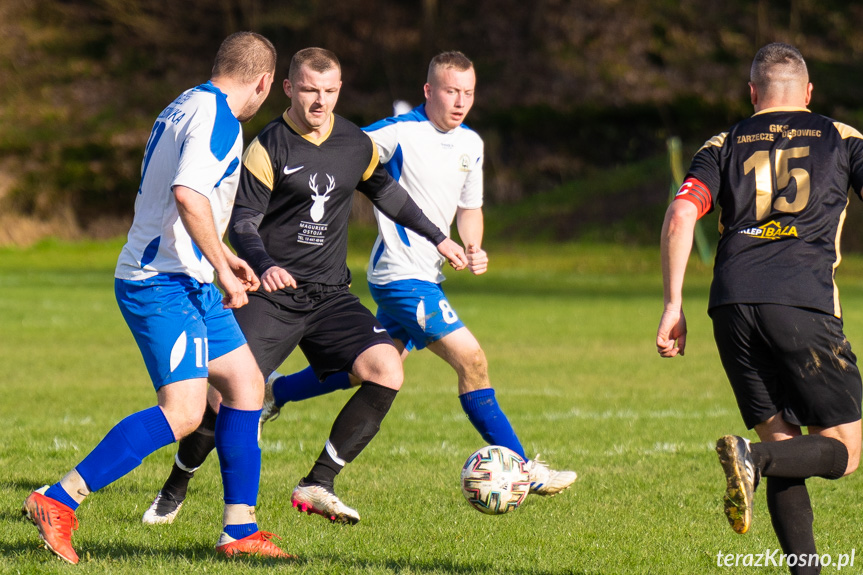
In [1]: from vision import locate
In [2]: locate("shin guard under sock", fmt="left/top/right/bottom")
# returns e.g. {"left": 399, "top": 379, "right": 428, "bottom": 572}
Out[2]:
{"left": 305, "top": 382, "right": 397, "bottom": 487}
{"left": 752, "top": 435, "right": 848, "bottom": 480}
{"left": 459, "top": 388, "right": 526, "bottom": 460}
{"left": 214, "top": 405, "right": 261, "bottom": 506}
{"left": 76, "top": 406, "right": 175, "bottom": 493}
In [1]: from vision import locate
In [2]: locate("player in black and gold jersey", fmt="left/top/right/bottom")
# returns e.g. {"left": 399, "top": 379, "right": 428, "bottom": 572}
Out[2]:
{"left": 658, "top": 43, "right": 862, "bottom": 574}
{"left": 143, "top": 48, "right": 467, "bottom": 527}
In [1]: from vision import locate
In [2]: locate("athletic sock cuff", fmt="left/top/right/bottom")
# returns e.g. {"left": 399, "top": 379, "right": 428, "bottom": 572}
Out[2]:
{"left": 459, "top": 388, "right": 496, "bottom": 412}
{"left": 216, "top": 405, "right": 262, "bottom": 436}
{"left": 358, "top": 381, "right": 399, "bottom": 412}
{"left": 146, "top": 406, "right": 177, "bottom": 447}
{"left": 821, "top": 437, "right": 849, "bottom": 480}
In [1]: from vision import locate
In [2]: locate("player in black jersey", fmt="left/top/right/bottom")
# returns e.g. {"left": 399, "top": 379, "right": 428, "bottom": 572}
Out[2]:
{"left": 657, "top": 43, "right": 862, "bottom": 574}
{"left": 143, "top": 48, "right": 467, "bottom": 526}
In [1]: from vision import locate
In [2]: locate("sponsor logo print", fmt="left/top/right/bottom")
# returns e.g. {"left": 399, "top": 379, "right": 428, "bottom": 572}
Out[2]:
{"left": 373, "top": 327, "right": 387, "bottom": 333}
{"left": 738, "top": 220, "right": 798, "bottom": 241}
{"left": 283, "top": 165, "right": 304, "bottom": 175}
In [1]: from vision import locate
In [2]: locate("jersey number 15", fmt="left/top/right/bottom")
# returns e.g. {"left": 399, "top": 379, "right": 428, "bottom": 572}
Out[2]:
{"left": 743, "top": 146, "right": 810, "bottom": 220}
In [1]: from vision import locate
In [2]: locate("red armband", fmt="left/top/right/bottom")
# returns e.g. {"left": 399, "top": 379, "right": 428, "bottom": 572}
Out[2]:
{"left": 674, "top": 177, "right": 713, "bottom": 219}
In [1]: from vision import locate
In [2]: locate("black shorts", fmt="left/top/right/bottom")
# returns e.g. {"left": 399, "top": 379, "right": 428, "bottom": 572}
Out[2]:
{"left": 232, "top": 284, "right": 394, "bottom": 380}
{"left": 711, "top": 303, "right": 862, "bottom": 429}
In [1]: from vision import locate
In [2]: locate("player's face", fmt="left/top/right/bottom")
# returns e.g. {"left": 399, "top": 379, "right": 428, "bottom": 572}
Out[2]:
{"left": 284, "top": 65, "right": 342, "bottom": 133}
{"left": 237, "top": 72, "right": 274, "bottom": 123}
{"left": 424, "top": 67, "right": 476, "bottom": 132}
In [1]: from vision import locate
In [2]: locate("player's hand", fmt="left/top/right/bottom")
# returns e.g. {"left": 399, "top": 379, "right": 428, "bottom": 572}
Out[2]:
{"left": 656, "top": 307, "right": 687, "bottom": 358}
{"left": 261, "top": 266, "right": 298, "bottom": 293}
{"left": 437, "top": 238, "right": 468, "bottom": 271}
{"left": 216, "top": 271, "right": 250, "bottom": 309}
{"left": 466, "top": 243, "right": 488, "bottom": 275}
{"left": 225, "top": 251, "right": 260, "bottom": 292}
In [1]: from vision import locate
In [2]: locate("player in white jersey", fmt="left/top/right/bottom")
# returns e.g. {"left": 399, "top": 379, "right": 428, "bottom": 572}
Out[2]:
{"left": 22, "top": 32, "right": 292, "bottom": 562}
{"left": 265, "top": 51, "right": 577, "bottom": 497}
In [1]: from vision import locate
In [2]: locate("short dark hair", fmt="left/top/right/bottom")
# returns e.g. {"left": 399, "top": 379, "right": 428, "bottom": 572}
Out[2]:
{"left": 750, "top": 42, "right": 808, "bottom": 88}
{"left": 427, "top": 51, "right": 473, "bottom": 83}
{"left": 288, "top": 47, "right": 341, "bottom": 83}
{"left": 212, "top": 31, "right": 276, "bottom": 84}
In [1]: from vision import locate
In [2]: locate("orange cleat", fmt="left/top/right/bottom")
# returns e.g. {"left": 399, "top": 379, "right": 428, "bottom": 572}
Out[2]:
{"left": 215, "top": 530, "right": 294, "bottom": 559}
{"left": 22, "top": 486, "right": 80, "bottom": 564}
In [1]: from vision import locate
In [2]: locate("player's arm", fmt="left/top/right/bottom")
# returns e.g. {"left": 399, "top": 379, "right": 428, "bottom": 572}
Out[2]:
{"left": 656, "top": 198, "right": 698, "bottom": 358}
{"left": 456, "top": 207, "right": 487, "bottom": 275}
{"left": 174, "top": 185, "right": 250, "bottom": 309}
{"left": 228, "top": 206, "right": 297, "bottom": 293}
{"left": 359, "top": 164, "right": 467, "bottom": 270}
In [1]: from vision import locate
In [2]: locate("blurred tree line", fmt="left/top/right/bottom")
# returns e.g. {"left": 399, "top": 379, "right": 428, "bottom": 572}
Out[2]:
{"left": 2, "top": 0, "right": 863, "bottom": 244}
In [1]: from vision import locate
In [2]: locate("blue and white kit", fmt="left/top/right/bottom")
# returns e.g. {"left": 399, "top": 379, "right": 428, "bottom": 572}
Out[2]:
{"left": 365, "top": 104, "right": 484, "bottom": 286}
{"left": 364, "top": 105, "right": 483, "bottom": 348}
{"left": 114, "top": 82, "right": 246, "bottom": 387}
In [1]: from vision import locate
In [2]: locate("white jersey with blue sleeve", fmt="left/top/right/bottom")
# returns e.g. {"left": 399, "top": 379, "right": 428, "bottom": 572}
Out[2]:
{"left": 115, "top": 82, "right": 243, "bottom": 284}
{"left": 365, "top": 104, "right": 483, "bottom": 285}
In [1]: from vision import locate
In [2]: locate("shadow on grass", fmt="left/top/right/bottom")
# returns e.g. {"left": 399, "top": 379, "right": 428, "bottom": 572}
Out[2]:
{"left": 2, "top": 538, "right": 592, "bottom": 574}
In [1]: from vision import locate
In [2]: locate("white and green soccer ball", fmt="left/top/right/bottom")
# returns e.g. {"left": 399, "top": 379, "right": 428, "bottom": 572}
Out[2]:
{"left": 460, "top": 445, "right": 530, "bottom": 515}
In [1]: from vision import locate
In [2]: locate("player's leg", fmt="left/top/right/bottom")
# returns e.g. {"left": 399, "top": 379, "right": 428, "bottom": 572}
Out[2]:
{"left": 143, "top": 386, "right": 220, "bottom": 524}
{"left": 143, "top": 292, "right": 302, "bottom": 525}
{"left": 713, "top": 303, "right": 861, "bottom": 572}
{"left": 291, "top": 291, "right": 398, "bottom": 524}
{"left": 23, "top": 276, "right": 213, "bottom": 563}
{"left": 194, "top": 289, "right": 290, "bottom": 558}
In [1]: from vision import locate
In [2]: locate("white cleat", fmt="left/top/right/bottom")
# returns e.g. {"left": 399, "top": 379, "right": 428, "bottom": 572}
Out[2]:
{"left": 291, "top": 482, "right": 360, "bottom": 525}
{"left": 142, "top": 491, "right": 184, "bottom": 525}
{"left": 526, "top": 455, "right": 577, "bottom": 496}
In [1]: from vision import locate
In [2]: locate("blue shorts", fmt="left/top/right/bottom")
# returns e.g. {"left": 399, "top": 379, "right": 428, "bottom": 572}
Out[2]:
{"left": 115, "top": 274, "right": 247, "bottom": 389}
{"left": 368, "top": 279, "right": 465, "bottom": 351}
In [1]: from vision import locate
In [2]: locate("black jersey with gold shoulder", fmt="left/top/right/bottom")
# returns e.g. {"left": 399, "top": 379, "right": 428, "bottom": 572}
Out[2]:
{"left": 236, "top": 111, "right": 388, "bottom": 286}
{"left": 684, "top": 107, "right": 863, "bottom": 317}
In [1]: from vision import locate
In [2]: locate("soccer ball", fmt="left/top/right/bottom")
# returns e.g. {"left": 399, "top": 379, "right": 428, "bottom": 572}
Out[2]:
{"left": 460, "top": 445, "right": 530, "bottom": 515}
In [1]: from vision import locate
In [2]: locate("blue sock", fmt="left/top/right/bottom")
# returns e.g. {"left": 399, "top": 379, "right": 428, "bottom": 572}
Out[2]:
{"left": 224, "top": 522, "right": 257, "bottom": 539}
{"left": 215, "top": 405, "right": 261, "bottom": 506}
{"left": 459, "top": 388, "right": 526, "bottom": 460}
{"left": 76, "top": 406, "right": 175, "bottom": 492}
{"left": 272, "top": 367, "right": 351, "bottom": 406}
{"left": 45, "top": 484, "right": 80, "bottom": 511}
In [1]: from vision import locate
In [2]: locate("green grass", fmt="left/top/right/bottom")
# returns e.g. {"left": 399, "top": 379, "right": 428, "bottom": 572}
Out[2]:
{"left": 1, "top": 237, "right": 862, "bottom": 574}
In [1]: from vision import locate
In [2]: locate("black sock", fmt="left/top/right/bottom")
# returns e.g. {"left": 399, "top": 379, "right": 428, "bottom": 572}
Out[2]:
{"left": 305, "top": 382, "right": 397, "bottom": 488}
{"left": 767, "top": 477, "right": 820, "bottom": 575}
{"left": 751, "top": 435, "right": 848, "bottom": 479}
{"left": 161, "top": 403, "right": 218, "bottom": 500}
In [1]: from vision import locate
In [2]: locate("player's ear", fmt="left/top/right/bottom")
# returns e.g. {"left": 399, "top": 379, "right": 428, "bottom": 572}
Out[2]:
{"left": 283, "top": 79, "right": 292, "bottom": 98}
{"left": 805, "top": 82, "right": 813, "bottom": 106}
{"left": 749, "top": 82, "right": 758, "bottom": 107}
{"left": 423, "top": 82, "right": 432, "bottom": 101}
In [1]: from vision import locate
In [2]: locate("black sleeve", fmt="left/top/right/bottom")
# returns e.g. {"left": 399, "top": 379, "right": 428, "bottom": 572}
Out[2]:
{"left": 357, "top": 164, "right": 447, "bottom": 246}
{"left": 228, "top": 205, "right": 279, "bottom": 277}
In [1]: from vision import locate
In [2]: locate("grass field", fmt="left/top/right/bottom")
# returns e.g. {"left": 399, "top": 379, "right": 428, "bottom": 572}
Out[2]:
{"left": 1, "top": 236, "right": 862, "bottom": 574}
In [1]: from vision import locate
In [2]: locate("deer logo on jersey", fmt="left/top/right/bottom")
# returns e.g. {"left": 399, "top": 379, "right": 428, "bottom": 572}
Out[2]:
{"left": 309, "top": 173, "right": 335, "bottom": 222}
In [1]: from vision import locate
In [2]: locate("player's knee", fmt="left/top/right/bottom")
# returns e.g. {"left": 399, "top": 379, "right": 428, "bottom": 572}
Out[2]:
{"left": 373, "top": 360, "right": 403, "bottom": 390}
{"left": 164, "top": 409, "right": 205, "bottom": 440}
{"left": 458, "top": 347, "right": 488, "bottom": 379}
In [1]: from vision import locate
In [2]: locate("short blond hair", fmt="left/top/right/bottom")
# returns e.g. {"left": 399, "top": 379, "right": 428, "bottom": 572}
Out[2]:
{"left": 427, "top": 51, "right": 473, "bottom": 83}
{"left": 288, "top": 47, "right": 341, "bottom": 83}
{"left": 212, "top": 31, "right": 276, "bottom": 84}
